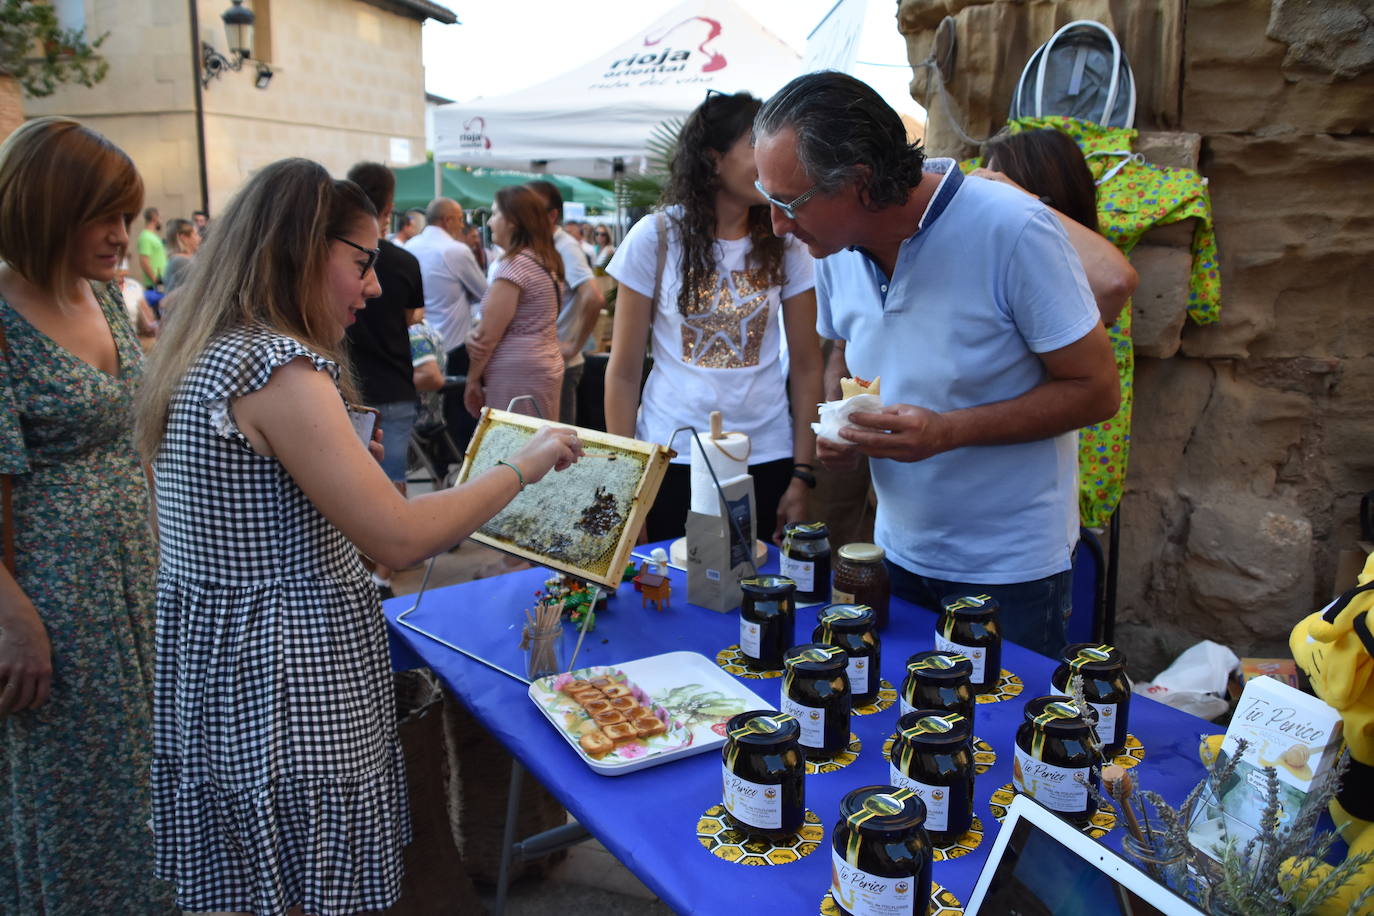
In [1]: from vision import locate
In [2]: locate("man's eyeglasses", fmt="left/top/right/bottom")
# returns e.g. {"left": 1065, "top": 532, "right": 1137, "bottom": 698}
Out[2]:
{"left": 331, "top": 235, "right": 380, "bottom": 278}
{"left": 754, "top": 180, "right": 820, "bottom": 220}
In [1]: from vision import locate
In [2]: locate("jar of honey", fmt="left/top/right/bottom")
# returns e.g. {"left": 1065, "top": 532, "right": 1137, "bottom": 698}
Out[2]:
{"left": 935, "top": 594, "right": 1002, "bottom": 694}
{"left": 721, "top": 710, "right": 805, "bottom": 840}
{"left": 898, "top": 651, "right": 976, "bottom": 727}
{"left": 1051, "top": 643, "right": 1132, "bottom": 758}
{"left": 738, "top": 575, "right": 797, "bottom": 671}
{"left": 812, "top": 604, "right": 881, "bottom": 706}
{"left": 781, "top": 643, "right": 851, "bottom": 759}
{"left": 781, "top": 522, "right": 831, "bottom": 603}
{"left": 830, "top": 786, "right": 932, "bottom": 916}
{"left": 888, "top": 710, "right": 975, "bottom": 844}
{"left": 832, "top": 543, "right": 890, "bottom": 630}
{"left": 1013, "top": 696, "right": 1104, "bottom": 827}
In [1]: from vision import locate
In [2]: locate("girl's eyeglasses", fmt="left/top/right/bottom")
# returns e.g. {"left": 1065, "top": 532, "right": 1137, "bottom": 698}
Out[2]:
{"left": 330, "top": 235, "right": 380, "bottom": 278}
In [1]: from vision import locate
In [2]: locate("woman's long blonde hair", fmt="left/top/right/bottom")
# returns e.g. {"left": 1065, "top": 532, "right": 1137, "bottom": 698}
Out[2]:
{"left": 135, "top": 158, "right": 375, "bottom": 460}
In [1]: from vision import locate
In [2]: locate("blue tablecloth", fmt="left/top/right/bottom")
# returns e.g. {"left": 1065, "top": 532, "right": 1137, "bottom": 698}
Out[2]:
{"left": 384, "top": 544, "right": 1219, "bottom": 915}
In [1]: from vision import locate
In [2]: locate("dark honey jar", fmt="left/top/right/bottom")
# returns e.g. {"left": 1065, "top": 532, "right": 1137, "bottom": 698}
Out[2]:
{"left": 935, "top": 594, "right": 1002, "bottom": 694}
{"left": 812, "top": 604, "right": 881, "bottom": 707}
{"left": 1051, "top": 643, "right": 1132, "bottom": 758}
{"left": 1013, "top": 696, "right": 1104, "bottom": 827}
{"left": 781, "top": 643, "right": 851, "bottom": 759}
{"left": 830, "top": 786, "right": 932, "bottom": 916}
{"left": 832, "top": 543, "right": 891, "bottom": 630}
{"left": 721, "top": 711, "right": 806, "bottom": 840}
{"left": 899, "top": 651, "right": 976, "bottom": 729}
{"left": 738, "top": 575, "right": 797, "bottom": 671}
{"left": 781, "top": 522, "right": 831, "bottom": 602}
{"left": 888, "top": 710, "right": 975, "bottom": 844}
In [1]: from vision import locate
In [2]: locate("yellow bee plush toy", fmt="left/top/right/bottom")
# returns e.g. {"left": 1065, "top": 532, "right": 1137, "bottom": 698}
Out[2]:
{"left": 1281, "top": 553, "right": 1374, "bottom": 914}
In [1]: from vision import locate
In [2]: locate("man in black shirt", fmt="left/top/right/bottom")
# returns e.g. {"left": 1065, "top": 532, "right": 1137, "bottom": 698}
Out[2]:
{"left": 345, "top": 162, "right": 425, "bottom": 598}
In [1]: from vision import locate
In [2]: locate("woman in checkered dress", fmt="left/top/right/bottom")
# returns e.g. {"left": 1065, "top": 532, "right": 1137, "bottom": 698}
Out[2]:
{"left": 135, "top": 159, "right": 582, "bottom": 916}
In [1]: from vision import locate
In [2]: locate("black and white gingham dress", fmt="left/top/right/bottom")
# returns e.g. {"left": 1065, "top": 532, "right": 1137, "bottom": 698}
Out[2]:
{"left": 150, "top": 327, "right": 410, "bottom": 916}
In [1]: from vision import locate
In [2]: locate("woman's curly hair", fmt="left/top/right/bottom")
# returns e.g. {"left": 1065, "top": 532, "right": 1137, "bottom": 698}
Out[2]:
{"left": 661, "top": 91, "right": 785, "bottom": 316}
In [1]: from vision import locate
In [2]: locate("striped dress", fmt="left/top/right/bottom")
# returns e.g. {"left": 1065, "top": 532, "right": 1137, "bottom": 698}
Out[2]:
{"left": 479, "top": 252, "right": 564, "bottom": 420}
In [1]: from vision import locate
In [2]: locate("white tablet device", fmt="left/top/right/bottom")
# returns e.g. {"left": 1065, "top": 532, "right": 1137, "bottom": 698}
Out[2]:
{"left": 964, "top": 794, "right": 1206, "bottom": 916}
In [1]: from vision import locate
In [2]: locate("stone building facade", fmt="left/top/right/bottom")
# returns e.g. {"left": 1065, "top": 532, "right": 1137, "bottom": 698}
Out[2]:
{"left": 25, "top": 0, "right": 456, "bottom": 219}
{"left": 898, "top": 0, "right": 1374, "bottom": 672}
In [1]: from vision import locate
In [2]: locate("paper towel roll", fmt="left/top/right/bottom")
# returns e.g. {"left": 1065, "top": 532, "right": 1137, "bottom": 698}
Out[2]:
{"left": 690, "top": 432, "right": 751, "bottom": 515}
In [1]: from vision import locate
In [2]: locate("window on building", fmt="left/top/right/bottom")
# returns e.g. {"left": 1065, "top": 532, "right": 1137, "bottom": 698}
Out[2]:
{"left": 52, "top": 0, "right": 85, "bottom": 30}
{"left": 249, "top": 0, "right": 272, "bottom": 62}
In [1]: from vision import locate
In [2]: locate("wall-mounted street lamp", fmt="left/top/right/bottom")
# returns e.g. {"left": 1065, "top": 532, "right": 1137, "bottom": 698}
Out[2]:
{"left": 201, "top": 0, "right": 272, "bottom": 89}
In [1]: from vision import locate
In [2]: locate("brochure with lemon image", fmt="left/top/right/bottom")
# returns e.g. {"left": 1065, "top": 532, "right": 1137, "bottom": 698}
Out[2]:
{"left": 1187, "top": 676, "right": 1343, "bottom": 862}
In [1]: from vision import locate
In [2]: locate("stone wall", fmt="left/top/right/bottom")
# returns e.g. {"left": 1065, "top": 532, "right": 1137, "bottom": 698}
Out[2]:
{"left": 898, "top": 0, "right": 1374, "bottom": 674}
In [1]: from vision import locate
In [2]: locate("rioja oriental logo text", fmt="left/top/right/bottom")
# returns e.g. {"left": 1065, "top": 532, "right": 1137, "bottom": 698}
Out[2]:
{"left": 605, "top": 16, "right": 727, "bottom": 77}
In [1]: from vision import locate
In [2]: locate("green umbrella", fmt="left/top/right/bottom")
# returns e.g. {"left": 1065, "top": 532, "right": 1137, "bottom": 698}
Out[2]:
{"left": 390, "top": 163, "right": 616, "bottom": 214}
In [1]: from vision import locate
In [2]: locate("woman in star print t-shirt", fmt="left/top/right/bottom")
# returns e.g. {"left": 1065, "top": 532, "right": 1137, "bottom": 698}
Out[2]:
{"left": 606, "top": 91, "right": 821, "bottom": 543}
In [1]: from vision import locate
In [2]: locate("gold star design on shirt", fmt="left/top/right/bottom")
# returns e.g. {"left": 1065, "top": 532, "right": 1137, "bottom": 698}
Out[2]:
{"left": 679, "top": 269, "right": 770, "bottom": 369}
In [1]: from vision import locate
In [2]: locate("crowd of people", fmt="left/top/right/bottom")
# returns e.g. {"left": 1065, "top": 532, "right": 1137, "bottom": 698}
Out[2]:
{"left": 0, "top": 71, "right": 1136, "bottom": 915}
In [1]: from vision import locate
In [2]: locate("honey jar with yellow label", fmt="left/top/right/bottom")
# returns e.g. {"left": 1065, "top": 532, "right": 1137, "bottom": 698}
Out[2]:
{"left": 1013, "top": 696, "right": 1104, "bottom": 827}
{"left": 888, "top": 710, "right": 975, "bottom": 844}
{"left": 721, "top": 710, "right": 805, "bottom": 840}
{"left": 935, "top": 594, "right": 1002, "bottom": 694}
{"left": 781, "top": 522, "right": 831, "bottom": 602}
{"left": 899, "top": 650, "right": 976, "bottom": 729}
{"left": 781, "top": 643, "right": 851, "bottom": 759}
{"left": 830, "top": 786, "right": 932, "bottom": 916}
{"left": 738, "top": 575, "right": 797, "bottom": 671}
{"left": 1050, "top": 643, "right": 1132, "bottom": 757}
{"left": 812, "top": 603, "right": 881, "bottom": 706}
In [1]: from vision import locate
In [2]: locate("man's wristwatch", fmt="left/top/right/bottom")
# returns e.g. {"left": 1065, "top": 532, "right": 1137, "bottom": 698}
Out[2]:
{"left": 791, "top": 462, "right": 817, "bottom": 489}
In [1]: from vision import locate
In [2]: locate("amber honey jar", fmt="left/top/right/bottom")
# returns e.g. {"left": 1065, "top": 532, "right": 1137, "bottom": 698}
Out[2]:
{"left": 830, "top": 786, "right": 932, "bottom": 916}
{"left": 888, "top": 710, "right": 975, "bottom": 844}
{"left": 781, "top": 522, "right": 831, "bottom": 602}
{"left": 812, "top": 603, "right": 881, "bottom": 706}
{"left": 935, "top": 594, "right": 1002, "bottom": 694}
{"left": 832, "top": 543, "right": 891, "bottom": 630}
{"left": 721, "top": 711, "right": 806, "bottom": 840}
{"left": 738, "top": 575, "right": 797, "bottom": 671}
{"left": 781, "top": 643, "right": 851, "bottom": 759}
{"left": 1013, "top": 696, "right": 1104, "bottom": 827}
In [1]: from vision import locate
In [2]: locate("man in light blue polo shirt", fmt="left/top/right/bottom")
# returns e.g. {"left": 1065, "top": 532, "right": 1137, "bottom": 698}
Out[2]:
{"left": 753, "top": 72, "right": 1120, "bottom": 657}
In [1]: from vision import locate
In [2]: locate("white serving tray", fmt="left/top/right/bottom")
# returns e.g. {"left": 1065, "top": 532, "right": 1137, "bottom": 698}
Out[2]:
{"left": 528, "top": 650, "right": 774, "bottom": 775}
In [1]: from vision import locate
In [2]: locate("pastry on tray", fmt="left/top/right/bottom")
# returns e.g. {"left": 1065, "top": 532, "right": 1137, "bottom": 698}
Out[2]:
{"left": 541, "top": 668, "right": 679, "bottom": 760}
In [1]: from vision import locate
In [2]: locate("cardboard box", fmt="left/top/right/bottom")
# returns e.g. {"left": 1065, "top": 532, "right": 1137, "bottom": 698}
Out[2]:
{"left": 1238, "top": 658, "right": 1300, "bottom": 690}
{"left": 1188, "top": 676, "right": 1344, "bottom": 862}
{"left": 685, "top": 476, "right": 757, "bottom": 613}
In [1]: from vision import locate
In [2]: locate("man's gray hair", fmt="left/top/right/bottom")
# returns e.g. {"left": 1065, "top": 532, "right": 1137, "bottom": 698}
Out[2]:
{"left": 424, "top": 197, "right": 461, "bottom": 225}
{"left": 755, "top": 71, "right": 924, "bottom": 209}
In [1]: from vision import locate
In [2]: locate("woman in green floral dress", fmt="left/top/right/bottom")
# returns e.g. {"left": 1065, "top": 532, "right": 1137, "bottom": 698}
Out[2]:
{"left": 0, "top": 118, "right": 173, "bottom": 913}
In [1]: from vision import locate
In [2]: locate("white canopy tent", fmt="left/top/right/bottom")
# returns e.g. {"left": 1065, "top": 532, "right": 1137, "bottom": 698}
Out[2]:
{"left": 804, "top": 0, "right": 927, "bottom": 140}
{"left": 431, "top": 0, "right": 802, "bottom": 180}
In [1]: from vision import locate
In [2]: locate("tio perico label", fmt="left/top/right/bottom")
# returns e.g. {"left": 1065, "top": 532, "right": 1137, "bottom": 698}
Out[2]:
{"left": 779, "top": 554, "right": 815, "bottom": 592}
{"left": 934, "top": 634, "right": 986, "bottom": 683}
{"left": 780, "top": 694, "right": 825, "bottom": 748}
{"left": 887, "top": 767, "right": 950, "bottom": 833}
{"left": 831, "top": 847, "right": 920, "bottom": 916}
{"left": 721, "top": 762, "right": 781, "bottom": 829}
{"left": 1012, "top": 745, "right": 1088, "bottom": 813}
{"left": 740, "top": 618, "right": 761, "bottom": 658}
